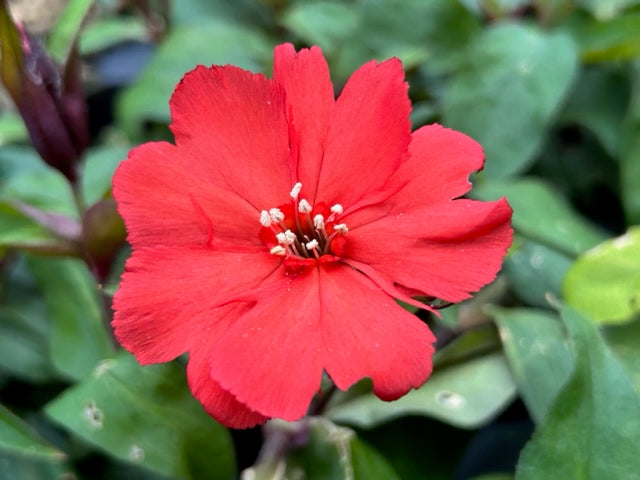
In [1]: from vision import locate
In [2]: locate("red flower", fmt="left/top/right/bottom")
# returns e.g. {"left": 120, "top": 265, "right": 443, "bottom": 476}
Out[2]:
{"left": 112, "top": 43, "right": 513, "bottom": 428}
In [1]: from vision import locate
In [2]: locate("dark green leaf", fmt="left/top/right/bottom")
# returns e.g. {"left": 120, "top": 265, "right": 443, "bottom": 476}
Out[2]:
{"left": 493, "top": 308, "right": 573, "bottom": 423}
{"left": 503, "top": 239, "right": 573, "bottom": 307}
{"left": 603, "top": 315, "right": 640, "bottom": 393}
{"left": 472, "top": 177, "right": 607, "bottom": 256}
{"left": 443, "top": 23, "right": 578, "bottom": 178}
{"left": 0, "top": 202, "right": 73, "bottom": 253}
{"left": 26, "top": 255, "right": 115, "bottom": 380}
{"left": 563, "top": 227, "right": 640, "bottom": 324}
{"left": 81, "top": 145, "right": 129, "bottom": 205}
{"left": 327, "top": 353, "right": 516, "bottom": 429}
{"left": 515, "top": 307, "right": 640, "bottom": 479}
{"left": 45, "top": 351, "right": 235, "bottom": 480}
{"left": 281, "top": 2, "right": 358, "bottom": 56}
{"left": 621, "top": 62, "right": 640, "bottom": 224}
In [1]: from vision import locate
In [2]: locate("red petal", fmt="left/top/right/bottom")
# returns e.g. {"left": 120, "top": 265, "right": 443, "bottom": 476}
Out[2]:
{"left": 169, "top": 64, "right": 293, "bottom": 209}
{"left": 112, "top": 246, "right": 282, "bottom": 364}
{"left": 319, "top": 265, "right": 435, "bottom": 400}
{"left": 273, "top": 44, "right": 334, "bottom": 200}
{"left": 345, "top": 199, "right": 513, "bottom": 302}
{"left": 113, "top": 141, "right": 266, "bottom": 249}
{"left": 390, "top": 124, "right": 484, "bottom": 208}
{"left": 209, "top": 268, "right": 324, "bottom": 420}
{"left": 315, "top": 58, "right": 411, "bottom": 207}
{"left": 186, "top": 321, "right": 269, "bottom": 429}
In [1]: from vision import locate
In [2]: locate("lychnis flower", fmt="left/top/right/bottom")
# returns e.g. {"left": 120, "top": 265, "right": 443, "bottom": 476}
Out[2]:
{"left": 112, "top": 44, "right": 512, "bottom": 428}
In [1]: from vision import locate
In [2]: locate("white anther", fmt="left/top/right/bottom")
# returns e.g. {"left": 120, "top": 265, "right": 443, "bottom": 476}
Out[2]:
{"left": 290, "top": 182, "right": 303, "bottom": 200}
{"left": 306, "top": 239, "right": 319, "bottom": 250}
{"left": 276, "top": 230, "right": 296, "bottom": 245}
{"left": 330, "top": 204, "right": 343, "bottom": 215}
{"left": 269, "top": 208, "right": 285, "bottom": 223}
{"left": 298, "top": 199, "right": 312, "bottom": 214}
{"left": 313, "top": 214, "right": 325, "bottom": 230}
{"left": 259, "top": 210, "right": 271, "bottom": 227}
{"left": 334, "top": 223, "right": 348, "bottom": 234}
{"left": 284, "top": 230, "right": 297, "bottom": 244}
{"left": 270, "top": 245, "right": 287, "bottom": 256}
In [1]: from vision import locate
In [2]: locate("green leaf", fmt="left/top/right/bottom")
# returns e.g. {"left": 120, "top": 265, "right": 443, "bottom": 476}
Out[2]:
{"left": 45, "top": 351, "right": 235, "bottom": 480}
{"left": 493, "top": 308, "right": 573, "bottom": 423}
{"left": 327, "top": 352, "right": 516, "bottom": 429}
{"left": 47, "top": 0, "right": 95, "bottom": 64}
{"left": 621, "top": 62, "right": 640, "bottom": 225}
{"left": 0, "top": 112, "right": 27, "bottom": 146}
{"left": 563, "top": 227, "right": 640, "bottom": 324}
{"left": 79, "top": 16, "right": 147, "bottom": 55}
{"left": 81, "top": 144, "right": 129, "bottom": 205}
{"left": 0, "top": 404, "right": 70, "bottom": 479}
{"left": 503, "top": 239, "right": 573, "bottom": 308}
{"left": 443, "top": 23, "right": 578, "bottom": 178}
{"left": 116, "top": 21, "right": 271, "bottom": 137}
{"left": 603, "top": 316, "right": 640, "bottom": 393}
{"left": 515, "top": 307, "right": 640, "bottom": 479}
{"left": 569, "top": 10, "right": 640, "bottom": 62}
{"left": 0, "top": 404, "right": 64, "bottom": 460}
{"left": 0, "top": 146, "right": 75, "bottom": 217}
{"left": 26, "top": 255, "right": 115, "bottom": 380}
{"left": 578, "top": 0, "right": 640, "bottom": 20}
{"left": 472, "top": 177, "right": 607, "bottom": 256}
{"left": 559, "top": 66, "right": 630, "bottom": 157}
{"left": 281, "top": 2, "right": 358, "bottom": 56}
{"left": 0, "top": 201, "right": 71, "bottom": 253}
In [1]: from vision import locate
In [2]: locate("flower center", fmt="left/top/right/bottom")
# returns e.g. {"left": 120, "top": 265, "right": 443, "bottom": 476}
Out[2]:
{"left": 258, "top": 182, "right": 348, "bottom": 264}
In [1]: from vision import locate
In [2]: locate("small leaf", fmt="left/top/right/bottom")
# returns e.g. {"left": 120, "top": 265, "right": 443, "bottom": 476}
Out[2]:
{"left": 327, "top": 353, "right": 516, "bottom": 429}
{"left": 493, "top": 308, "right": 573, "bottom": 423}
{"left": 45, "top": 351, "right": 235, "bottom": 480}
{"left": 472, "top": 177, "right": 607, "bottom": 256}
{"left": 515, "top": 307, "right": 640, "bottom": 479}
{"left": 443, "top": 23, "right": 578, "bottom": 178}
{"left": 603, "top": 315, "right": 640, "bottom": 393}
{"left": 563, "top": 227, "right": 640, "bottom": 324}
{"left": 26, "top": 255, "right": 115, "bottom": 380}
{"left": 81, "top": 144, "right": 129, "bottom": 205}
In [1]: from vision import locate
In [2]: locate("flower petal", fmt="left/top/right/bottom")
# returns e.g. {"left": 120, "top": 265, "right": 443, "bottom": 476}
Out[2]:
{"left": 112, "top": 246, "right": 282, "bottom": 364}
{"left": 319, "top": 264, "right": 435, "bottom": 400}
{"left": 169, "top": 64, "right": 293, "bottom": 209}
{"left": 113, "top": 141, "right": 266, "bottom": 249}
{"left": 187, "top": 324, "right": 269, "bottom": 429}
{"left": 315, "top": 57, "right": 411, "bottom": 207}
{"left": 390, "top": 124, "right": 485, "bottom": 208}
{"left": 209, "top": 268, "right": 324, "bottom": 420}
{"left": 345, "top": 199, "right": 513, "bottom": 302}
{"left": 273, "top": 44, "right": 334, "bottom": 199}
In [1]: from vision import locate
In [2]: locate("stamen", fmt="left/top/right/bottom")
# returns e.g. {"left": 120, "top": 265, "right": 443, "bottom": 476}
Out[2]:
{"left": 334, "top": 223, "right": 348, "bottom": 234}
{"left": 313, "top": 214, "right": 325, "bottom": 230}
{"left": 330, "top": 204, "right": 343, "bottom": 215}
{"left": 298, "top": 199, "right": 312, "bottom": 214}
{"left": 270, "top": 245, "right": 287, "bottom": 256}
{"left": 289, "top": 182, "right": 303, "bottom": 200}
{"left": 306, "top": 239, "right": 319, "bottom": 250}
{"left": 259, "top": 210, "right": 271, "bottom": 227}
{"left": 276, "top": 230, "right": 297, "bottom": 245}
{"left": 269, "top": 208, "right": 285, "bottom": 223}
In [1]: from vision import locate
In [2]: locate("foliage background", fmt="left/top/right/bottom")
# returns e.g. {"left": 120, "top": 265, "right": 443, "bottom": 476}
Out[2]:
{"left": 1, "top": 0, "right": 640, "bottom": 478}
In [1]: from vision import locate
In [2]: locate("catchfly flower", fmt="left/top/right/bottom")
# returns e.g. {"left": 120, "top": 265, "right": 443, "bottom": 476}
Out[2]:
{"left": 112, "top": 43, "right": 513, "bottom": 428}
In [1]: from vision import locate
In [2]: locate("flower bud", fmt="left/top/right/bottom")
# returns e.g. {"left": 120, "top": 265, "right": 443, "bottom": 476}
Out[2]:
{"left": 82, "top": 198, "right": 126, "bottom": 282}
{"left": 0, "top": 1, "right": 89, "bottom": 183}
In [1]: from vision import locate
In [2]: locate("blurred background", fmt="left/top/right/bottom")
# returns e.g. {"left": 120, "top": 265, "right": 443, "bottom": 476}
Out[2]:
{"left": 1, "top": 0, "right": 639, "bottom": 479}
